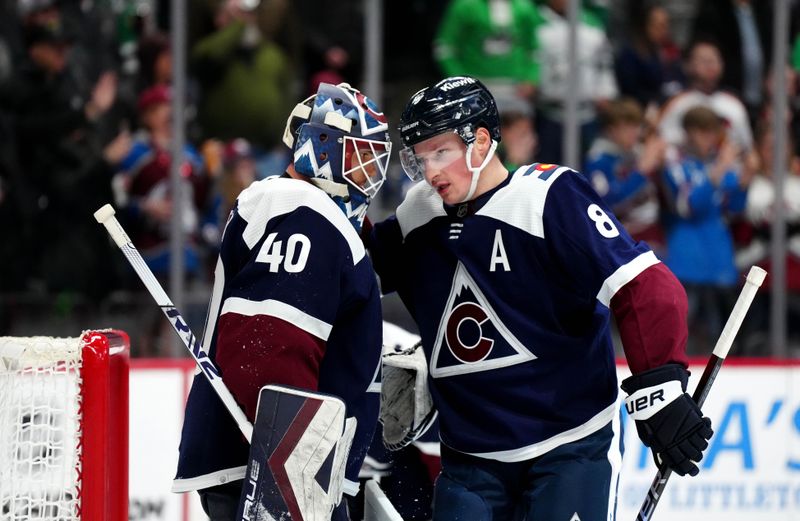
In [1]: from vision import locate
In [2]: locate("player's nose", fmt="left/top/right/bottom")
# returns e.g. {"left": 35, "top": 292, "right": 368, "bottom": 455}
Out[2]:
{"left": 424, "top": 167, "right": 441, "bottom": 185}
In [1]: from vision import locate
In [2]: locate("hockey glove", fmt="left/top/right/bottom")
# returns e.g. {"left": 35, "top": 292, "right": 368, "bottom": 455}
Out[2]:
{"left": 621, "top": 364, "right": 713, "bottom": 476}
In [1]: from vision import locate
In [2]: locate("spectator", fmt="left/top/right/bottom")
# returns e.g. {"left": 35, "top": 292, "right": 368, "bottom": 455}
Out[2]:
{"left": 495, "top": 94, "right": 537, "bottom": 172}
{"left": 0, "top": 0, "right": 21, "bottom": 83}
{"left": 434, "top": 0, "right": 540, "bottom": 105}
{"left": 534, "top": 0, "right": 618, "bottom": 165}
{"left": 137, "top": 32, "right": 172, "bottom": 91}
{"left": 762, "top": 64, "right": 800, "bottom": 158}
{"left": 0, "top": 103, "right": 27, "bottom": 294}
{"left": 0, "top": 0, "right": 26, "bottom": 294}
{"left": 658, "top": 38, "right": 755, "bottom": 154}
{"left": 306, "top": 44, "right": 348, "bottom": 95}
{"left": 0, "top": 6, "right": 128, "bottom": 296}
{"left": 198, "top": 137, "right": 257, "bottom": 254}
{"left": 288, "top": 0, "right": 363, "bottom": 95}
{"left": 614, "top": 3, "right": 683, "bottom": 113}
{"left": 690, "top": 0, "right": 772, "bottom": 123}
{"left": 661, "top": 106, "right": 751, "bottom": 353}
{"left": 794, "top": 31, "right": 800, "bottom": 75}
{"left": 734, "top": 121, "right": 800, "bottom": 354}
{"left": 191, "top": 0, "right": 293, "bottom": 155}
{"left": 136, "top": 31, "right": 203, "bottom": 143}
{"left": 585, "top": 98, "right": 666, "bottom": 255}
{"left": 114, "top": 85, "right": 205, "bottom": 355}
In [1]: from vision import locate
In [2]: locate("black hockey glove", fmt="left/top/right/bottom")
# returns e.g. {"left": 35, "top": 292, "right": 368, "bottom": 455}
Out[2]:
{"left": 621, "top": 364, "right": 713, "bottom": 477}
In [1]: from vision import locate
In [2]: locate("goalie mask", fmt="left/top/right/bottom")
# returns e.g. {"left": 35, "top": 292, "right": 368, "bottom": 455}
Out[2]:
{"left": 283, "top": 83, "right": 392, "bottom": 231}
{"left": 398, "top": 76, "right": 501, "bottom": 202}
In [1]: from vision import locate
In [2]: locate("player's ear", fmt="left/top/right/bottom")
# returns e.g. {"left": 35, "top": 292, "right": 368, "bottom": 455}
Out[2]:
{"left": 474, "top": 127, "right": 492, "bottom": 153}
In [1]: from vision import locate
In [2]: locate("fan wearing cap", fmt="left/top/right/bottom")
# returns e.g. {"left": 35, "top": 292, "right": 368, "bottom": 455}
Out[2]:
{"left": 110, "top": 85, "right": 206, "bottom": 356}
{"left": 365, "top": 76, "right": 710, "bottom": 520}
{"left": 659, "top": 105, "right": 751, "bottom": 353}
{"left": 173, "top": 82, "right": 390, "bottom": 520}
{"left": 115, "top": 85, "right": 205, "bottom": 277}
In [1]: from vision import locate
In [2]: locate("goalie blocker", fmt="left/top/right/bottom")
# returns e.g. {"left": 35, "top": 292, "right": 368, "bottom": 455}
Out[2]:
{"left": 237, "top": 385, "right": 356, "bottom": 521}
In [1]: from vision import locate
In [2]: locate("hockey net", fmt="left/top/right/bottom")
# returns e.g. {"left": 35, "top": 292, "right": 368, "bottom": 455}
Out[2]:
{"left": 0, "top": 330, "right": 129, "bottom": 521}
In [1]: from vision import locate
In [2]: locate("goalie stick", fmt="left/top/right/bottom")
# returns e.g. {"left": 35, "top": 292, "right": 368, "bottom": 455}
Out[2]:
{"left": 636, "top": 265, "right": 766, "bottom": 521}
{"left": 94, "top": 203, "right": 253, "bottom": 441}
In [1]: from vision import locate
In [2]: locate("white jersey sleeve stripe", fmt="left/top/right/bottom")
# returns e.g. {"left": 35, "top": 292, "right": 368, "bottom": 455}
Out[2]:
{"left": 596, "top": 250, "right": 660, "bottom": 307}
{"left": 221, "top": 296, "right": 333, "bottom": 340}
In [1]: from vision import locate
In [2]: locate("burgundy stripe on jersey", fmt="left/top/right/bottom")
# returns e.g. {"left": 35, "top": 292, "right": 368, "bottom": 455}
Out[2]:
{"left": 611, "top": 262, "right": 689, "bottom": 375}
{"left": 215, "top": 313, "right": 326, "bottom": 421}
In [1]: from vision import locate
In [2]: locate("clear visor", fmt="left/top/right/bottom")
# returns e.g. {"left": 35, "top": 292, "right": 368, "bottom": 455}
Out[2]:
{"left": 399, "top": 139, "right": 466, "bottom": 182}
{"left": 342, "top": 136, "right": 392, "bottom": 198}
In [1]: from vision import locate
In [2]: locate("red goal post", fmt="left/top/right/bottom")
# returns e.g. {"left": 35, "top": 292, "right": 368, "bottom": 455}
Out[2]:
{"left": 0, "top": 329, "right": 129, "bottom": 521}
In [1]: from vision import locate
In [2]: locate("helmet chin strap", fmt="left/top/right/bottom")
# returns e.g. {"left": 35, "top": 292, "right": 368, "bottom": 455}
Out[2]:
{"left": 461, "top": 140, "right": 499, "bottom": 203}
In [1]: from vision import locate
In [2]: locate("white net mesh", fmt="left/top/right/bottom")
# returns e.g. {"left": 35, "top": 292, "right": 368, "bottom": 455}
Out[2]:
{"left": 0, "top": 337, "right": 83, "bottom": 521}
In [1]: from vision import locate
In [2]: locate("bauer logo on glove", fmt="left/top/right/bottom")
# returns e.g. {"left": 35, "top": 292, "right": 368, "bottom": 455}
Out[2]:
{"left": 621, "top": 363, "right": 714, "bottom": 477}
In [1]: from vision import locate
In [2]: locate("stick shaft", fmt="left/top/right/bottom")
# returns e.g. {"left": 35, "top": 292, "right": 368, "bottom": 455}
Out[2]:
{"left": 635, "top": 266, "right": 766, "bottom": 521}
{"left": 95, "top": 205, "right": 253, "bottom": 442}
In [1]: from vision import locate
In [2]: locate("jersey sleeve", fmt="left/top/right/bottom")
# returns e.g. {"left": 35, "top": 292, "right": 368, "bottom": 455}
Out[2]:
{"left": 544, "top": 173, "right": 687, "bottom": 373}
{"left": 542, "top": 169, "right": 656, "bottom": 304}
{"left": 610, "top": 262, "right": 689, "bottom": 374}
{"left": 367, "top": 215, "right": 406, "bottom": 295}
{"left": 542, "top": 170, "right": 688, "bottom": 374}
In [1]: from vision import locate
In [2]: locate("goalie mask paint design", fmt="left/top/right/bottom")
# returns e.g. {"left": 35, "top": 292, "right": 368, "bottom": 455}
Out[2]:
{"left": 284, "top": 83, "right": 391, "bottom": 231}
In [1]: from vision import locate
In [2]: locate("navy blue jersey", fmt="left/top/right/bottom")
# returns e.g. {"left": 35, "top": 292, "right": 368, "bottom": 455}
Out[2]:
{"left": 173, "top": 177, "right": 382, "bottom": 496}
{"left": 370, "top": 164, "right": 657, "bottom": 461}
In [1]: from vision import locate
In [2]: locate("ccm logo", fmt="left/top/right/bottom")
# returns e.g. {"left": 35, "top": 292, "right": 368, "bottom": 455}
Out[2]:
{"left": 626, "top": 390, "right": 665, "bottom": 414}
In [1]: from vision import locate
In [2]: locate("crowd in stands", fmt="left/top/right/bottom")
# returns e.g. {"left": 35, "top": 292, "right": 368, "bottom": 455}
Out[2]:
{"left": 434, "top": 0, "right": 800, "bottom": 356}
{"left": 1, "top": 0, "right": 800, "bottom": 357}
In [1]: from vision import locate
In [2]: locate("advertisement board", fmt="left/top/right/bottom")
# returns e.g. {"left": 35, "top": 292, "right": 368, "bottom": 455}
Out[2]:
{"left": 129, "top": 360, "right": 800, "bottom": 521}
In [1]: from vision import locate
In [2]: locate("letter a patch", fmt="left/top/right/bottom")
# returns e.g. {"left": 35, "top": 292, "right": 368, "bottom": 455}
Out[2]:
{"left": 430, "top": 262, "right": 535, "bottom": 378}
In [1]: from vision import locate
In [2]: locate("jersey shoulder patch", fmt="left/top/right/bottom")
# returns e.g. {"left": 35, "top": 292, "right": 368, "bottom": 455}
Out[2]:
{"left": 477, "top": 163, "right": 573, "bottom": 238}
{"left": 236, "top": 177, "right": 365, "bottom": 264}
{"left": 396, "top": 181, "right": 447, "bottom": 238}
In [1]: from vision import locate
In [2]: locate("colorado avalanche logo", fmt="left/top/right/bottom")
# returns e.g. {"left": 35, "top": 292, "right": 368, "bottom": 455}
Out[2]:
{"left": 430, "top": 262, "right": 536, "bottom": 378}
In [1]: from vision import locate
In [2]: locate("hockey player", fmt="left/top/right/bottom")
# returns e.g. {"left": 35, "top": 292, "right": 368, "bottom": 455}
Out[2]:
{"left": 366, "top": 76, "right": 713, "bottom": 520}
{"left": 172, "top": 82, "right": 391, "bottom": 520}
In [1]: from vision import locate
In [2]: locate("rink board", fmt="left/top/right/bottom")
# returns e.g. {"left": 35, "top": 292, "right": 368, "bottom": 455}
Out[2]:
{"left": 127, "top": 359, "right": 800, "bottom": 521}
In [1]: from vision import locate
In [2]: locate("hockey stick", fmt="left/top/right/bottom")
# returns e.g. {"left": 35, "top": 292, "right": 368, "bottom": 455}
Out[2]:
{"left": 635, "top": 265, "right": 766, "bottom": 521}
{"left": 94, "top": 204, "right": 253, "bottom": 442}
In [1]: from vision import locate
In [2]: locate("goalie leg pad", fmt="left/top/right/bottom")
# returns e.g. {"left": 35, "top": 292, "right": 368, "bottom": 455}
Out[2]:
{"left": 237, "top": 385, "right": 356, "bottom": 521}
